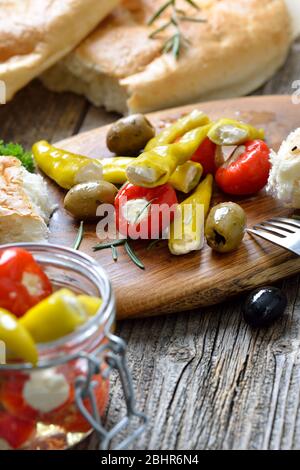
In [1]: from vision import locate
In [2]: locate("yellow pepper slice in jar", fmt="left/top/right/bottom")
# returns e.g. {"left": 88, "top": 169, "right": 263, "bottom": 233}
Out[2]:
{"left": 145, "top": 110, "right": 210, "bottom": 151}
{"left": 20, "top": 289, "right": 87, "bottom": 343}
{"left": 77, "top": 295, "right": 102, "bottom": 316}
{"left": 168, "top": 174, "right": 213, "bottom": 256}
{"left": 207, "top": 119, "right": 265, "bottom": 146}
{"left": 32, "top": 141, "right": 103, "bottom": 190}
{"left": 0, "top": 308, "right": 38, "bottom": 365}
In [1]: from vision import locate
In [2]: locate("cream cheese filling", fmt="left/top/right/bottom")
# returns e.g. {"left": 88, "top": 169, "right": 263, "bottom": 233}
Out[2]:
{"left": 23, "top": 369, "right": 70, "bottom": 413}
{"left": 126, "top": 165, "right": 162, "bottom": 185}
{"left": 122, "top": 198, "right": 150, "bottom": 224}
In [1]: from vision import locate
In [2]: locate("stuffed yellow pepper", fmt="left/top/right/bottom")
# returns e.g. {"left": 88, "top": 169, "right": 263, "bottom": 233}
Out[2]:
{"left": 168, "top": 161, "right": 203, "bottom": 193}
{"left": 168, "top": 175, "right": 213, "bottom": 256}
{"left": 145, "top": 110, "right": 210, "bottom": 151}
{"left": 126, "top": 124, "right": 212, "bottom": 188}
{"left": 33, "top": 141, "right": 103, "bottom": 190}
{"left": 208, "top": 119, "right": 265, "bottom": 146}
{"left": 101, "top": 156, "right": 202, "bottom": 193}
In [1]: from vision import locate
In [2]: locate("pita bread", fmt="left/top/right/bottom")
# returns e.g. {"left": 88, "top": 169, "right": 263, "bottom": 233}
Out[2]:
{"left": 0, "top": 157, "right": 54, "bottom": 243}
{"left": 42, "top": 0, "right": 293, "bottom": 114}
{"left": 0, "top": 0, "right": 120, "bottom": 101}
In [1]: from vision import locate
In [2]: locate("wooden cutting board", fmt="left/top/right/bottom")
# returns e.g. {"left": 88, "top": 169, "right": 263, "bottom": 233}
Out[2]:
{"left": 50, "top": 95, "right": 300, "bottom": 319}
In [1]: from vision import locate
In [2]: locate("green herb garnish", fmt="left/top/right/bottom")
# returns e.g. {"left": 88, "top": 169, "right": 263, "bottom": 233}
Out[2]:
{"left": 93, "top": 239, "right": 126, "bottom": 252}
{"left": 148, "top": 0, "right": 206, "bottom": 59}
{"left": 147, "top": 239, "right": 161, "bottom": 251}
{"left": 111, "top": 244, "right": 119, "bottom": 262}
{"left": 73, "top": 221, "right": 84, "bottom": 250}
{"left": 0, "top": 141, "right": 35, "bottom": 172}
{"left": 125, "top": 242, "right": 145, "bottom": 270}
{"left": 92, "top": 239, "right": 145, "bottom": 270}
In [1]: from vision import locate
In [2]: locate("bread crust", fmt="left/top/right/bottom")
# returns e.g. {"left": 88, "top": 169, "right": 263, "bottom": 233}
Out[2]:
{"left": 42, "top": 0, "right": 292, "bottom": 114}
{"left": 0, "top": 0, "right": 120, "bottom": 100}
{"left": 0, "top": 156, "right": 51, "bottom": 243}
{"left": 0, "top": 156, "right": 40, "bottom": 218}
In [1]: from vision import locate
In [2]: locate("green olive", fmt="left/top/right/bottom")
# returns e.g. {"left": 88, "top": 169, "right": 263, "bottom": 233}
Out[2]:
{"left": 106, "top": 114, "right": 155, "bottom": 156}
{"left": 64, "top": 181, "right": 118, "bottom": 219}
{"left": 205, "top": 202, "right": 246, "bottom": 253}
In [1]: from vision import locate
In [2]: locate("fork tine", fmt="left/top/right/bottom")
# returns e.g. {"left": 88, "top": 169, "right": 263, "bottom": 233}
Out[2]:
{"left": 253, "top": 224, "right": 286, "bottom": 238}
{"left": 260, "top": 221, "right": 294, "bottom": 236}
{"left": 247, "top": 228, "right": 286, "bottom": 247}
{"left": 265, "top": 220, "right": 296, "bottom": 233}
{"left": 270, "top": 217, "right": 300, "bottom": 229}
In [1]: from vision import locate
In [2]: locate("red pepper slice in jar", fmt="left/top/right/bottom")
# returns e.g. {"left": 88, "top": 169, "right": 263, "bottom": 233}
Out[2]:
{"left": 41, "top": 361, "right": 109, "bottom": 433}
{"left": 215, "top": 140, "right": 271, "bottom": 196}
{"left": 115, "top": 182, "right": 178, "bottom": 239}
{"left": 49, "top": 375, "right": 109, "bottom": 433}
{"left": 0, "top": 248, "right": 53, "bottom": 317}
{"left": 190, "top": 137, "right": 217, "bottom": 176}
{"left": 0, "top": 374, "right": 38, "bottom": 421}
{"left": 0, "top": 411, "right": 36, "bottom": 449}
{"left": 0, "top": 374, "right": 38, "bottom": 419}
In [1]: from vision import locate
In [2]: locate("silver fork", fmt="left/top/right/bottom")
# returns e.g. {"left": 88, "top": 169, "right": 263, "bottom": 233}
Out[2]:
{"left": 247, "top": 217, "right": 300, "bottom": 256}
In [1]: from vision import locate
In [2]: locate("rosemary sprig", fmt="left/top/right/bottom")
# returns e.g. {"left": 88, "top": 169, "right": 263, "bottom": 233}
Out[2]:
{"left": 185, "top": 0, "right": 200, "bottom": 9}
{"left": 111, "top": 244, "right": 118, "bottom": 262}
{"left": 149, "top": 20, "right": 172, "bottom": 39}
{"left": 73, "top": 221, "right": 84, "bottom": 250}
{"left": 148, "top": 0, "right": 206, "bottom": 59}
{"left": 148, "top": 0, "right": 174, "bottom": 25}
{"left": 172, "top": 32, "right": 181, "bottom": 59}
{"left": 125, "top": 241, "right": 145, "bottom": 270}
{"left": 92, "top": 239, "right": 145, "bottom": 270}
{"left": 147, "top": 239, "right": 161, "bottom": 251}
{"left": 179, "top": 16, "right": 207, "bottom": 23}
{"left": 93, "top": 239, "right": 126, "bottom": 252}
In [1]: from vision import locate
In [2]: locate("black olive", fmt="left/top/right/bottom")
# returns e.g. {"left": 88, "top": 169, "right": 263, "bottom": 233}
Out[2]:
{"left": 243, "top": 287, "right": 287, "bottom": 328}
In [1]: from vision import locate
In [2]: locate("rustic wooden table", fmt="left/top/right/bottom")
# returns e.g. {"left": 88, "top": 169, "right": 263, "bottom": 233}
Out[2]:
{"left": 1, "top": 39, "right": 300, "bottom": 450}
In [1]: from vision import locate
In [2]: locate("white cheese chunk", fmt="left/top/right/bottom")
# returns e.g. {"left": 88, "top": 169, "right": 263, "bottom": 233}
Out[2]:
{"left": 127, "top": 166, "right": 159, "bottom": 185}
{"left": 23, "top": 369, "right": 70, "bottom": 413}
{"left": 267, "top": 128, "right": 300, "bottom": 208}
{"left": 122, "top": 198, "right": 150, "bottom": 225}
{"left": 75, "top": 161, "right": 103, "bottom": 185}
{"left": 217, "top": 125, "right": 247, "bottom": 145}
{"left": 21, "top": 272, "right": 45, "bottom": 297}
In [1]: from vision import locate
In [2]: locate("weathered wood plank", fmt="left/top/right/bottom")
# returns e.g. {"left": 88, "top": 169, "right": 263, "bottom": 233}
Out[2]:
{"left": 100, "top": 275, "right": 300, "bottom": 450}
{"left": 0, "top": 80, "right": 87, "bottom": 145}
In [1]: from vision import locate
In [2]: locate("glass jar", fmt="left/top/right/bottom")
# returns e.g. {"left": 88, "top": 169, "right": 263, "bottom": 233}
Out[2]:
{"left": 0, "top": 243, "right": 146, "bottom": 450}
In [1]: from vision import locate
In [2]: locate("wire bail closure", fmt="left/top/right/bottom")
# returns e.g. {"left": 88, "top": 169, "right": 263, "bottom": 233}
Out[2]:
{"left": 75, "top": 333, "right": 148, "bottom": 450}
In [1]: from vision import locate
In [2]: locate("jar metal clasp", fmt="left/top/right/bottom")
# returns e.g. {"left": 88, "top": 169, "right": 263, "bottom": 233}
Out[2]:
{"left": 74, "top": 333, "right": 148, "bottom": 450}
